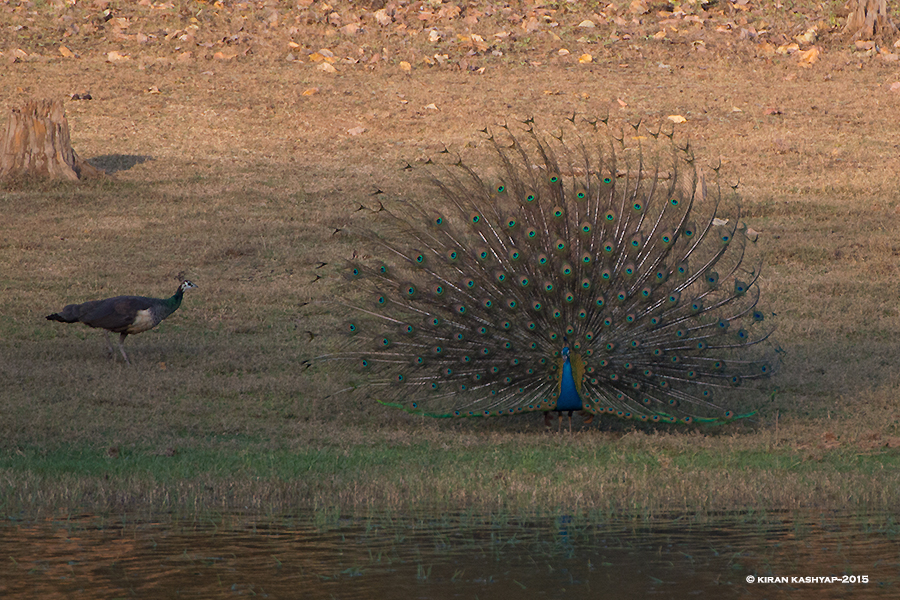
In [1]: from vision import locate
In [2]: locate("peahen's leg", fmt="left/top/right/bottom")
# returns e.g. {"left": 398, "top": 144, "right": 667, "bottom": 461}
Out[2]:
{"left": 103, "top": 331, "right": 115, "bottom": 357}
{"left": 117, "top": 332, "right": 131, "bottom": 364}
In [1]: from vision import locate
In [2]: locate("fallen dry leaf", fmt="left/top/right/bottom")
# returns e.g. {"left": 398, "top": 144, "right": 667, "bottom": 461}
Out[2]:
{"left": 316, "top": 62, "right": 337, "bottom": 73}
{"left": 667, "top": 114, "right": 687, "bottom": 124}
{"left": 466, "top": 33, "right": 488, "bottom": 52}
{"left": 424, "top": 103, "right": 438, "bottom": 110}
{"left": 617, "top": 98, "right": 628, "bottom": 107}
{"left": 309, "top": 49, "right": 336, "bottom": 63}
{"left": 797, "top": 46, "right": 819, "bottom": 68}
{"left": 347, "top": 126, "right": 367, "bottom": 136}
{"left": 756, "top": 42, "right": 776, "bottom": 58}
{"left": 106, "top": 50, "right": 130, "bottom": 62}
{"left": 439, "top": 5, "right": 460, "bottom": 19}
{"left": 890, "top": 82, "right": 900, "bottom": 93}
{"left": 794, "top": 26, "right": 817, "bottom": 45}
{"left": 399, "top": 61, "right": 412, "bottom": 71}
{"left": 374, "top": 8, "right": 392, "bottom": 26}
{"left": 58, "top": 46, "right": 74, "bottom": 58}
{"left": 858, "top": 432, "right": 882, "bottom": 451}
{"left": 578, "top": 53, "right": 593, "bottom": 64}
{"left": 821, "top": 431, "right": 840, "bottom": 450}
{"left": 301, "top": 87, "right": 319, "bottom": 96}
{"left": 775, "top": 42, "right": 799, "bottom": 55}
{"left": 629, "top": 0, "right": 649, "bottom": 15}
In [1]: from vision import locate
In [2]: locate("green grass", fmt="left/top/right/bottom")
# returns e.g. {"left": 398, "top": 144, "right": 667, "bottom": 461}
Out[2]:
{"left": 3, "top": 426, "right": 900, "bottom": 517}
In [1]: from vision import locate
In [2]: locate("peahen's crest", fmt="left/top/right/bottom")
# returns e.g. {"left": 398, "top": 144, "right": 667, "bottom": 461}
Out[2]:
{"left": 308, "top": 117, "right": 777, "bottom": 427}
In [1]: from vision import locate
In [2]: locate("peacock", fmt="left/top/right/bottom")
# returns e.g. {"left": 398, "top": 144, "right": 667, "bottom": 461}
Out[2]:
{"left": 46, "top": 280, "right": 197, "bottom": 363}
{"left": 309, "top": 117, "right": 776, "bottom": 430}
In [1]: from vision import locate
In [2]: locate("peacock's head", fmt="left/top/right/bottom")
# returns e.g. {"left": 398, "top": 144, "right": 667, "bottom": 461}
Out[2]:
{"left": 180, "top": 280, "right": 198, "bottom": 292}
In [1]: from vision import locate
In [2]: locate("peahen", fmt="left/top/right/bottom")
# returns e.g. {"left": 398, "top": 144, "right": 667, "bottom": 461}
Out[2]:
{"left": 310, "top": 118, "right": 776, "bottom": 429}
{"left": 46, "top": 280, "right": 197, "bottom": 363}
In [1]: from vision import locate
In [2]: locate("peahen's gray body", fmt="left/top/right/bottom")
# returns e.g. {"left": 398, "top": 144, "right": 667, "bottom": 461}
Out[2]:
{"left": 47, "top": 280, "right": 197, "bottom": 362}
{"left": 310, "top": 118, "right": 777, "bottom": 428}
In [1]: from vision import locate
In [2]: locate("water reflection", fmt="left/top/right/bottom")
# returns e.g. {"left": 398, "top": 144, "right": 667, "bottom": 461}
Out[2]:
{"left": 0, "top": 511, "right": 897, "bottom": 598}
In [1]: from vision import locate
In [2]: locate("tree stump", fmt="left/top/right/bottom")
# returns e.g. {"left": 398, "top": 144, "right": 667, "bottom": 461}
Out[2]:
{"left": 844, "top": 0, "right": 898, "bottom": 41}
{"left": 0, "top": 99, "right": 103, "bottom": 181}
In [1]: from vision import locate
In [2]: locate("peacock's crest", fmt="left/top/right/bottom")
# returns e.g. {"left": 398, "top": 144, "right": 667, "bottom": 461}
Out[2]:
{"left": 307, "top": 117, "right": 778, "bottom": 427}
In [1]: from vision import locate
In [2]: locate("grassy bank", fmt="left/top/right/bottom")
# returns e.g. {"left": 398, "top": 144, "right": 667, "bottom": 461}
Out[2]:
{"left": 4, "top": 424, "right": 900, "bottom": 518}
{"left": 2, "top": 1, "right": 900, "bottom": 518}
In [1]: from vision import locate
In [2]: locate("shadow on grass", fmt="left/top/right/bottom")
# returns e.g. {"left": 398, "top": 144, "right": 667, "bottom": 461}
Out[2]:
{"left": 88, "top": 154, "right": 152, "bottom": 174}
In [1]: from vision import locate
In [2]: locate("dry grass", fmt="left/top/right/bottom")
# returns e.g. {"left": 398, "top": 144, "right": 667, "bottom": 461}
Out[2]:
{"left": 2, "top": 1, "right": 900, "bottom": 517}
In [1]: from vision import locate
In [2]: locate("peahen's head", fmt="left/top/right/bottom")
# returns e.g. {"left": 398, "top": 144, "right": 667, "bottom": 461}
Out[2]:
{"left": 180, "top": 280, "right": 198, "bottom": 293}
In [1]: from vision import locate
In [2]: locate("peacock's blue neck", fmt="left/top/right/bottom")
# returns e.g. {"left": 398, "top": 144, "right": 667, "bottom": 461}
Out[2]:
{"left": 557, "top": 349, "right": 583, "bottom": 411}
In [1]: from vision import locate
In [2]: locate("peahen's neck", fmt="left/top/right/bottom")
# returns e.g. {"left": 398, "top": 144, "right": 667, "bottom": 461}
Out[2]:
{"left": 158, "top": 287, "right": 185, "bottom": 319}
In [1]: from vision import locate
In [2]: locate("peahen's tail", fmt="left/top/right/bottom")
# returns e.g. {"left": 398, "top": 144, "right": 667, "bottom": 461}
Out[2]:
{"left": 307, "top": 117, "right": 778, "bottom": 426}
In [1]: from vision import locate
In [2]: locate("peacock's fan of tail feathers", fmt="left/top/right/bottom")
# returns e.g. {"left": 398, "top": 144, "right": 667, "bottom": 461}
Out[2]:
{"left": 311, "top": 118, "right": 778, "bottom": 426}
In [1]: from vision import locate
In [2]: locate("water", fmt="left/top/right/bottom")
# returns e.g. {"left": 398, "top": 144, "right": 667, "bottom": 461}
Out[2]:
{"left": 1, "top": 511, "right": 897, "bottom": 598}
